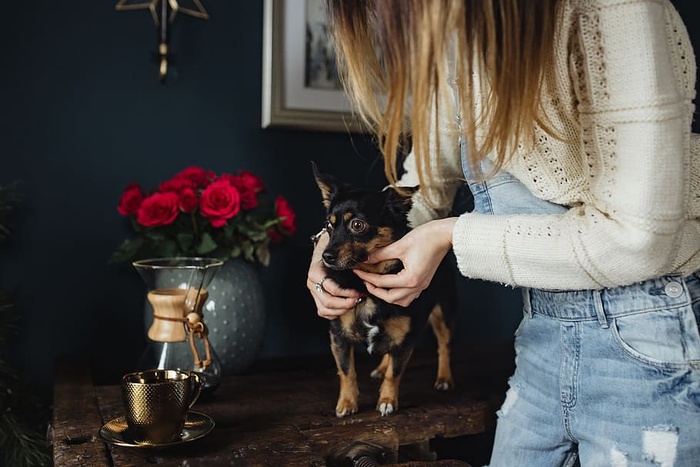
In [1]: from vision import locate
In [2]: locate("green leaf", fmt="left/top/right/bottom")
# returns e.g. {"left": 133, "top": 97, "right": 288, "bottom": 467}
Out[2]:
{"left": 247, "top": 229, "right": 269, "bottom": 242}
{"left": 229, "top": 245, "right": 241, "bottom": 259}
{"left": 255, "top": 243, "right": 271, "bottom": 266}
{"left": 196, "top": 232, "right": 219, "bottom": 255}
{"left": 260, "top": 218, "right": 280, "bottom": 230}
{"left": 222, "top": 222, "right": 236, "bottom": 237}
{"left": 241, "top": 241, "right": 255, "bottom": 262}
{"left": 235, "top": 220, "right": 265, "bottom": 238}
{"left": 176, "top": 232, "right": 195, "bottom": 253}
{"left": 0, "top": 412, "right": 51, "bottom": 467}
{"left": 0, "top": 183, "right": 20, "bottom": 244}
{"left": 144, "top": 229, "right": 168, "bottom": 242}
{"left": 109, "top": 238, "right": 144, "bottom": 263}
{"left": 154, "top": 240, "right": 178, "bottom": 258}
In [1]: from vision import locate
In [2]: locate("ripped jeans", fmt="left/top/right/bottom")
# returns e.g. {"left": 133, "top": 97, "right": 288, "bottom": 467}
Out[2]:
{"left": 462, "top": 158, "right": 700, "bottom": 466}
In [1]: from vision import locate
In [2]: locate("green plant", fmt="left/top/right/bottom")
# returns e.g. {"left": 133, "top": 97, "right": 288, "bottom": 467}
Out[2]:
{"left": 0, "top": 182, "right": 20, "bottom": 243}
{"left": 0, "top": 183, "right": 51, "bottom": 467}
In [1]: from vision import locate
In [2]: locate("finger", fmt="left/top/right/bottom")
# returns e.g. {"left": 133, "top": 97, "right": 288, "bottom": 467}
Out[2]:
{"left": 396, "top": 292, "right": 422, "bottom": 308}
{"left": 364, "top": 243, "right": 400, "bottom": 264}
{"left": 389, "top": 292, "right": 420, "bottom": 308}
{"left": 353, "top": 269, "right": 408, "bottom": 289}
{"left": 315, "top": 296, "right": 359, "bottom": 319}
{"left": 363, "top": 281, "right": 416, "bottom": 307}
{"left": 307, "top": 277, "right": 360, "bottom": 301}
{"left": 321, "top": 280, "right": 361, "bottom": 300}
{"left": 308, "top": 277, "right": 361, "bottom": 319}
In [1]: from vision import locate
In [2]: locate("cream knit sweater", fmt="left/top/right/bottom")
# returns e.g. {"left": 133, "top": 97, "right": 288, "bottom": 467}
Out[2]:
{"left": 400, "top": 0, "right": 699, "bottom": 291}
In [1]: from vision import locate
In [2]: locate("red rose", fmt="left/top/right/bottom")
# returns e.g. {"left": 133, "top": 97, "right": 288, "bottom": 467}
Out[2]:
{"left": 158, "top": 177, "right": 198, "bottom": 212}
{"left": 275, "top": 196, "right": 296, "bottom": 235}
{"left": 200, "top": 179, "right": 241, "bottom": 228}
{"left": 173, "top": 166, "right": 214, "bottom": 188}
{"left": 220, "top": 171, "right": 263, "bottom": 210}
{"left": 136, "top": 192, "right": 180, "bottom": 227}
{"left": 268, "top": 228, "right": 283, "bottom": 244}
{"left": 159, "top": 177, "right": 194, "bottom": 193}
{"left": 178, "top": 187, "right": 198, "bottom": 213}
{"left": 117, "top": 182, "right": 145, "bottom": 216}
{"left": 236, "top": 170, "right": 265, "bottom": 193}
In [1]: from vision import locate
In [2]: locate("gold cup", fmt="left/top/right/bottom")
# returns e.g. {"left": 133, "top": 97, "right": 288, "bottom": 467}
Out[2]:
{"left": 121, "top": 369, "right": 202, "bottom": 445}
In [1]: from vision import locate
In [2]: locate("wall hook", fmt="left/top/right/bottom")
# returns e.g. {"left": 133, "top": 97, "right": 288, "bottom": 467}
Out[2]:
{"left": 115, "top": 0, "right": 209, "bottom": 83}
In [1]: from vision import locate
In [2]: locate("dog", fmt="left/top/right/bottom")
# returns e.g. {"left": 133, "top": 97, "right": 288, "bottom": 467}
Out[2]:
{"left": 312, "top": 162, "right": 458, "bottom": 418}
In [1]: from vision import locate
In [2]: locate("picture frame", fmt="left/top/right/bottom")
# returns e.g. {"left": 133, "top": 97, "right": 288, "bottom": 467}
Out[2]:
{"left": 261, "top": 0, "right": 364, "bottom": 133}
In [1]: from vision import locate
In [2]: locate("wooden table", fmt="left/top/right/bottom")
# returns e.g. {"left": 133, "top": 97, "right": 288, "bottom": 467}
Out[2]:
{"left": 50, "top": 344, "right": 514, "bottom": 466}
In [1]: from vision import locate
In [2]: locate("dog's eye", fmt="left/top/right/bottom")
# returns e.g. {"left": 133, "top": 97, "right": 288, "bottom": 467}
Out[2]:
{"left": 324, "top": 220, "right": 333, "bottom": 232}
{"left": 350, "top": 219, "right": 367, "bottom": 233}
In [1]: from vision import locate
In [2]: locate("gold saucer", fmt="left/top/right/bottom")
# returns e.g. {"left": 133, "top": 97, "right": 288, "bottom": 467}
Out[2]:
{"left": 99, "top": 411, "right": 214, "bottom": 448}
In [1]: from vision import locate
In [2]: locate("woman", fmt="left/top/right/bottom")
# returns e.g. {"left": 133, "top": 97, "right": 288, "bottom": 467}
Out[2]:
{"left": 307, "top": 1, "right": 700, "bottom": 465}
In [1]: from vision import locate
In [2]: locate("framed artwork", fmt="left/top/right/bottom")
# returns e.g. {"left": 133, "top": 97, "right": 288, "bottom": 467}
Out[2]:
{"left": 261, "top": 0, "right": 364, "bottom": 133}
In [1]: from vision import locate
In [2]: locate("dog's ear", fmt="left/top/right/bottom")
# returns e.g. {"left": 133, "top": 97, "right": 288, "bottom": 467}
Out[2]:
{"left": 384, "top": 185, "right": 419, "bottom": 216}
{"left": 386, "top": 185, "right": 419, "bottom": 206}
{"left": 311, "top": 161, "right": 341, "bottom": 210}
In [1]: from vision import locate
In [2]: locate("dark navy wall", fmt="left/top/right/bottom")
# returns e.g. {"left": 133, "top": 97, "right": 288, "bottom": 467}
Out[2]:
{"left": 0, "top": 1, "right": 696, "bottom": 399}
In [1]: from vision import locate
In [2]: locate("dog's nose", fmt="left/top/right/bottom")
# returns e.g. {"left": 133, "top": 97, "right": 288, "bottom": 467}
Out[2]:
{"left": 322, "top": 251, "right": 337, "bottom": 265}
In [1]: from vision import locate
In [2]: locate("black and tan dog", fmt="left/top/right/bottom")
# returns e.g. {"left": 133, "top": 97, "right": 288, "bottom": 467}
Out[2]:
{"left": 312, "top": 162, "right": 458, "bottom": 418}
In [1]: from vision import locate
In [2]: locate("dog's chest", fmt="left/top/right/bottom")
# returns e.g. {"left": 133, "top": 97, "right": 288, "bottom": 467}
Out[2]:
{"left": 339, "top": 298, "right": 410, "bottom": 355}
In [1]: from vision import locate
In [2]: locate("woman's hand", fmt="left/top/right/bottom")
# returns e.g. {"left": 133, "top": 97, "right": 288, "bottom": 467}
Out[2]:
{"left": 353, "top": 217, "right": 457, "bottom": 307}
{"left": 307, "top": 232, "right": 363, "bottom": 320}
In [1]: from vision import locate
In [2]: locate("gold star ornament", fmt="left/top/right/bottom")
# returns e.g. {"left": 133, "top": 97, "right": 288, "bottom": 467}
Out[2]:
{"left": 115, "top": 0, "right": 209, "bottom": 25}
{"left": 115, "top": 0, "right": 209, "bottom": 82}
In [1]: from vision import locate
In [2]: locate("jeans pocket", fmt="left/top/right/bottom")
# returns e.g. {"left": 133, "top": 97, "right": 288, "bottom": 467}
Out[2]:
{"left": 611, "top": 305, "right": 700, "bottom": 370}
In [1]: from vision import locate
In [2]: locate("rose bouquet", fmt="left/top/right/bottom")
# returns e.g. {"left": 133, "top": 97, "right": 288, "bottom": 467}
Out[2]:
{"left": 112, "top": 166, "right": 296, "bottom": 266}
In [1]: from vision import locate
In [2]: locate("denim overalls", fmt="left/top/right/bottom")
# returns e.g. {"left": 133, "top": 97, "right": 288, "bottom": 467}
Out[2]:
{"left": 460, "top": 145, "right": 700, "bottom": 466}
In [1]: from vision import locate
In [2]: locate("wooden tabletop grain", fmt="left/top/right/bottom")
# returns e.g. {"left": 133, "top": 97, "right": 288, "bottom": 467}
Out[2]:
{"left": 50, "top": 344, "right": 514, "bottom": 466}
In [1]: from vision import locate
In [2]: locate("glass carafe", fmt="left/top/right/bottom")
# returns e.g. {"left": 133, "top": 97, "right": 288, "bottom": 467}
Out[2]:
{"left": 133, "top": 257, "right": 224, "bottom": 396}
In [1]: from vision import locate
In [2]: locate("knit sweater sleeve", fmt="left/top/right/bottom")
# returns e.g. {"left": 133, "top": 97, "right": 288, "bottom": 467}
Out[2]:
{"left": 452, "top": 0, "right": 697, "bottom": 290}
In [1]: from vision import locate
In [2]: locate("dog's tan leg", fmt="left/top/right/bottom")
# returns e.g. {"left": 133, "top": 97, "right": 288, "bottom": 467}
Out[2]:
{"left": 371, "top": 353, "right": 390, "bottom": 379}
{"left": 330, "top": 332, "right": 359, "bottom": 418}
{"left": 377, "top": 355, "right": 400, "bottom": 416}
{"left": 428, "top": 304, "right": 454, "bottom": 390}
{"left": 376, "top": 349, "right": 412, "bottom": 416}
{"left": 373, "top": 315, "right": 410, "bottom": 380}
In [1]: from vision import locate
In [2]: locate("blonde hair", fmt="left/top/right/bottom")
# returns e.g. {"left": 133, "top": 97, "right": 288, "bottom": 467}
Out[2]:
{"left": 327, "top": 0, "right": 560, "bottom": 190}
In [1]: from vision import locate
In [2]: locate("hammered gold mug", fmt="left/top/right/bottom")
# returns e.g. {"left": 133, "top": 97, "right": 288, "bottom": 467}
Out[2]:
{"left": 121, "top": 369, "right": 202, "bottom": 445}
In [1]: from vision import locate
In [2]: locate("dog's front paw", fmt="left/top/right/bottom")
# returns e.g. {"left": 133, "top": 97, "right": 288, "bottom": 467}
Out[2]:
{"left": 376, "top": 399, "right": 398, "bottom": 416}
{"left": 434, "top": 377, "right": 454, "bottom": 391}
{"left": 335, "top": 399, "right": 358, "bottom": 418}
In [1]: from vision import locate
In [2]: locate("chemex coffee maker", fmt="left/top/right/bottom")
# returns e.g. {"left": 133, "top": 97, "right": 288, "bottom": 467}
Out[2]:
{"left": 132, "top": 257, "right": 224, "bottom": 396}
